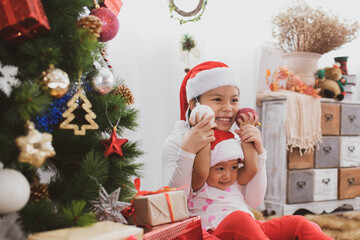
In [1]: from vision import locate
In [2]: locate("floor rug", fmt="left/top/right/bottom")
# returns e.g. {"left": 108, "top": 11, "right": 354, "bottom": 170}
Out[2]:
{"left": 253, "top": 210, "right": 360, "bottom": 240}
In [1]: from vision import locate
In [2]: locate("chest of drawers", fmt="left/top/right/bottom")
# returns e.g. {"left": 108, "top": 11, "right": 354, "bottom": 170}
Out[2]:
{"left": 260, "top": 97, "right": 360, "bottom": 216}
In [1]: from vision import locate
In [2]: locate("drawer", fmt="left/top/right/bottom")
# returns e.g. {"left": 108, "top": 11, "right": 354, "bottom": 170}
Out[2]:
{"left": 287, "top": 170, "right": 313, "bottom": 203}
{"left": 321, "top": 103, "right": 340, "bottom": 136}
{"left": 287, "top": 148, "right": 314, "bottom": 169}
{"left": 313, "top": 169, "right": 338, "bottom": 201}
{"left": 341, "top": 104, "right": 360, "bottom": 135}
{"left": 339, "top": 137, "right": 360, "bottom": 167}
{"left": 314, "top": 136, "right": 339, "bottom": 168}
{"left": 338, "top": 168, "right": 360, "bottom": 199}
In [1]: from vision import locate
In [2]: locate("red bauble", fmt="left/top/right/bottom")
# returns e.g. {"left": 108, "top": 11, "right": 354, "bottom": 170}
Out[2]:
{"left": 236, "top": 108, "right": 259, "bottom": 127}
{"left": 90, "top": 7, "right": 119, "bottom": 42}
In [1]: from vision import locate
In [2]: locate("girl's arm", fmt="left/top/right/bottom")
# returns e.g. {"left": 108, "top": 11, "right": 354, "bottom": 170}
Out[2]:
{"left": 237, "top": 140, "right": 258, "bottom": 185}
{"left": 192, "top": 143, "right": 211, "bottom": 191}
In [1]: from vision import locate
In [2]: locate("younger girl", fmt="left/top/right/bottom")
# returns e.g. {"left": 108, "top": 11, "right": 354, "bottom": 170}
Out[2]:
{"left": 162, "top": 61, "right": 333, "bottom": 239}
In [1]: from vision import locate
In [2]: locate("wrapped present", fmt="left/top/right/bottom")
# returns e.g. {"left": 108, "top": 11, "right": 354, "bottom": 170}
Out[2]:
{"left": 125, "top": 178, "right": 189, "bottom": 226}
{"left": 0, "top": 0, "right": 50, "bottom": 43}
{"left": 100, "top": 0, "right": 123, "bottom": 16}
{"left": 143, "top": 216, "right": 203, "bottom": 240}
{"left": 28, "top": 221, "right": 143, "bottom": 240}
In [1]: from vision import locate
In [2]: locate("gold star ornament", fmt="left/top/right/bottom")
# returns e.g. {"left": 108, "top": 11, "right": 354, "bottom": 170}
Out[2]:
{"left": 15, "top": 121, "right": 56, "bottom": 167}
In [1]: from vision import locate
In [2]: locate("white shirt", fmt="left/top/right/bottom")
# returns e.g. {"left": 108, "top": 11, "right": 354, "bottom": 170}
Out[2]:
{"left": 162, "top": 120, "right": 267, "bottom": 206}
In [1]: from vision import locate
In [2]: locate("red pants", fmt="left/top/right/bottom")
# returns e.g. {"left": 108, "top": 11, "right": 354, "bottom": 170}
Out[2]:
{"left": 204, "top": 211, "right": 333, "bottom": 240}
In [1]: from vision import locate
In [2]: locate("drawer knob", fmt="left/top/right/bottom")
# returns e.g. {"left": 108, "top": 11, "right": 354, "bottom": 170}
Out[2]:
{"left": 348, "top": 178, "right": 355, "bottom": 185}
{"left": 323, "top": 146, "right": 332, "bottom": 153}
{"left": 297, "top": 181, "right": 306, "bottom": 188}
{"left": 324, "top": 114, "right": 333, "bottom": 121}
{"left": 322, "top": 178, "right": 330, "bottom": 185}
{"left": 348, "top": 115, "right": 356, "bottom": 122}
{"left": 348, "top": 146, "right": 355, "bottom": 153}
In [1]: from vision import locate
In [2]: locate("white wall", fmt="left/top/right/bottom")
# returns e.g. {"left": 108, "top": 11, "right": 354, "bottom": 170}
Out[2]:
{"left": 108, "top": 0, "right": 360, "bottom": 190}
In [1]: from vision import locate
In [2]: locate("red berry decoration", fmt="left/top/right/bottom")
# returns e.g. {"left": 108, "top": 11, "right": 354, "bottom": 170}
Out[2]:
{"left": 90, "top": 7, "right": 119, "bottom": 42}
{"left": 236, "top": 108, "right": 259, "bottom": 127}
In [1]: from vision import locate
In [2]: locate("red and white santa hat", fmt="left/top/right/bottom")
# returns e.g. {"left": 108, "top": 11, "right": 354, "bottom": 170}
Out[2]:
{"left": 210, "top": 129, "right": 244, "bottom": 167}
{"left": 179, "top": 61, "right": 241, "bottom": 121}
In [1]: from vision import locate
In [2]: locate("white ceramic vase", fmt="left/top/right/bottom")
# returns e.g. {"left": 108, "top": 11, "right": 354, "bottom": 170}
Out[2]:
{"left": 282, "top": 52, "right": 322, "bottom": 87}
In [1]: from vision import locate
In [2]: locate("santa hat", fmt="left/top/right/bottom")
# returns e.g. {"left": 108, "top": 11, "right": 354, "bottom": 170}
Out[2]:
{"left": 210, "top": 129, "right": 244, "bottom": 167}
{"left": 179, "top": 61, "right": 241, "bottom": 121}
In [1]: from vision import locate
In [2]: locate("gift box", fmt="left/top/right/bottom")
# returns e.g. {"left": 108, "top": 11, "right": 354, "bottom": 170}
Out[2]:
{"left": 100, "top": 0, "right": 123, "bottom": 16}
{"left": 124, "top": 178, "right": 189, "bottom": 227}
{"left": 28, "top": 221, "right": 143, "bottom": 240}
{"left": 143, "top": 216, "right": 203, "bottom": 240}
{"left": 128, "top": 190, "right": 189, "bottom": 226}
{"left": 0, "top": 0, "right": 50, "bottom": 43}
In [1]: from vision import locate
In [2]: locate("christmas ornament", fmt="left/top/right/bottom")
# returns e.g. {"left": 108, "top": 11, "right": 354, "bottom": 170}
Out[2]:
{"left": 15, "top": 121, "right": 56, "bottom": 167}
{"left": 40, "top": 65, "right": 70, "bottom": 98}
{"left": 0, "top": 162, "right": 31, "bottom": 215}
{"left": 235, "top": 108, "right": 261, "bottom": 127}
{"left": 169, "top": 0, "right": 208, "bottom": 24}
{"left": 29, "top": 177, "right": 49, "bottom": 202}
{"left": 189, "top": 103, "right": 214, "bottom": 125}
{"left": 100, "top": 0, "right": 123, "bottom": 16}
{"left": 0, "top": 0, "right": 50, "bottom": 43}
{"left": 92, "top": 61, "right": 115, "bottom": 95}
{"left": 100, "top": 127, "right": 128, "bottom": 157}
{"left": 113, "top": 84, "right": 135, "bottom": 105}
{"left": 33, "top": 93, "right": 72, "bottom": 132}
{"left": 76, "top": 15, "right": 102, "bottom": 39}
{"left": 0, "top": 62, "right": 20, "bottom": 97}
{"left": 91, "top": 185, "right": 130, "bottom": 223}
{"left": 180, "top": 34, "right": 200, "bottom": 73}
{"left": 334, "top": 56, "right": 349, "bottom": 75}
{"left": 90, "top": 6, "right": 119, "bottom": 42}
{"left": 100, "top": 102, "right": 128, "bottom": 157}
{"left": 60, "top": 88, "right": 99, "bottom": 135}
{"left": 100, "top": 48, "right": 114, "bottom": 72}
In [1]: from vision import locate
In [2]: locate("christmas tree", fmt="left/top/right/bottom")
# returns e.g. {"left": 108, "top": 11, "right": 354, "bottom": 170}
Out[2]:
{"left": 0, "top": 0, "right": 142, "bottom": 234}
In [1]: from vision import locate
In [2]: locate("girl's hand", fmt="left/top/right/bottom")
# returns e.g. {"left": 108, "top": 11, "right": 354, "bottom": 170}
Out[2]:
{"left": 181, "top": 115, "right": 217, "bottom": 154}
{"left": 237, "top": 112, "right": 259, "bottom": 127}
{"left": 235, "top": 124, "right": 264, "bottom": 155}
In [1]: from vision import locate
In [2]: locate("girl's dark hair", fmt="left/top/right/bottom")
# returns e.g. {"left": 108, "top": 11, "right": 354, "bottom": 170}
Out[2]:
{"left": 187, "top": 96, "right": 201, "bottom": 120}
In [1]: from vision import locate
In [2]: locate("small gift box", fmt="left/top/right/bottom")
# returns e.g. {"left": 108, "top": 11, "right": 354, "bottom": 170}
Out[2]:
{"left": 0, "top": 0, "right": 50, "bottom": 43}
{"left": 100, "top": 0, "right": 123, "bottom": 16}
{"left": 28, "top": 221, "right": 143, "bottom": 240}
{"left": 125, "top": 178, "right": 189, "bottom": 226}
{"left": 143, "top": 216, "right": 203, "bottom": 240}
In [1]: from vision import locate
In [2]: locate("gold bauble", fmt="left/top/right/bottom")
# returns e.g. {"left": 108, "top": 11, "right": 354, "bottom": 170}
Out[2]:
{"left": 40, "top": 65, "right": 70, "bottom": 98}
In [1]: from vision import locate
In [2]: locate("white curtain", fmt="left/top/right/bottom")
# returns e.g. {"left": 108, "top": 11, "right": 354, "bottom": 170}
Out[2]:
{"left": 108, "top": 0, "right": 360, "bottom": 190}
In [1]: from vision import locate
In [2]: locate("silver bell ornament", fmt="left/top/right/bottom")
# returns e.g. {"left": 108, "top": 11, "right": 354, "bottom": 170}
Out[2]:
{"left": 0, "top": 162, "right": 31, "bottom": 215}
{"left": 91, "top": 62, "right": 115, "bottom": 95}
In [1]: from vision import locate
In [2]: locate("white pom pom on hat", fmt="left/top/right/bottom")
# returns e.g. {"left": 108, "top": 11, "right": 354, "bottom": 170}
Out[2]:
{"left": 179, "top": 61, "right": 241, "bottom": 121}
{"left": 210, "top": 129, "right": 244, "bottom": 167}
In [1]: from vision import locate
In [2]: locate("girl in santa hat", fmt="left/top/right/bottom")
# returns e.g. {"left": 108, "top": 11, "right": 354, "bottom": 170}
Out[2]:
{"left": 162, "top": 61, "right": 332, "bottom": 239}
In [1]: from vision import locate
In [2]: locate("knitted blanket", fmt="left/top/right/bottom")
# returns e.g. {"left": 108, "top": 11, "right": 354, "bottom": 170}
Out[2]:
{"left": 256, "top": 90, "right": 322, "bottom": 154}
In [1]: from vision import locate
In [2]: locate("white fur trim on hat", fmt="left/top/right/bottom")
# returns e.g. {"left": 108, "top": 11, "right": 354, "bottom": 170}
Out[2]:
{"left": 186, "top": 67, "right": 241, "bottom": 102}
{"left": 211, "top": 138, "right": 244, "bottom": 167}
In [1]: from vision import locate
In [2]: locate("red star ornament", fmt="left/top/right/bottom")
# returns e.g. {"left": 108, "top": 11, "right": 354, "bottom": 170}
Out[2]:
{"left": 100, "top": 127, "right": 128, "bottom": 157}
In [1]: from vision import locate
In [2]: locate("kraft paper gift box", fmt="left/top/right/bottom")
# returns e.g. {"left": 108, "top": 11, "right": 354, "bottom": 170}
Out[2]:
{"left": 28, "top": 221, "right": 143, "bottom": 240}
{"left": 128, "top": 190, "right": 189, "bottom": 227}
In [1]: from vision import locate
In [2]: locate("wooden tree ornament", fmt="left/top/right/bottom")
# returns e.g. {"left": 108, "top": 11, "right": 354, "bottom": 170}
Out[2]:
{"left": 60, "top": 88, "right": 99, "bottom": 135}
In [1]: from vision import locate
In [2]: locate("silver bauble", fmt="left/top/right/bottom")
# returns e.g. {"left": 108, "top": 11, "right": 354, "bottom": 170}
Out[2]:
{"left": 92, "top": 67, "right": 115, "bottom": 95}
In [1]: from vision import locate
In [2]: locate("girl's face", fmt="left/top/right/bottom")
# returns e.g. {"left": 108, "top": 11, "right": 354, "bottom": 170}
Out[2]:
{"left": 197, "top": 86, "right": 240, "bottom": 132}
{"left": 206, "top": 159, "right": 239, "bottom": 190}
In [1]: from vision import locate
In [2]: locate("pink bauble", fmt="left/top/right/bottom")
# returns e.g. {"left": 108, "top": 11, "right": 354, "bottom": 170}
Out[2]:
{"left": 235, "top": 108, "right": 259, "bottom": 127}
{"left": 90, "top": 7, "right": 119, "bottom": 42}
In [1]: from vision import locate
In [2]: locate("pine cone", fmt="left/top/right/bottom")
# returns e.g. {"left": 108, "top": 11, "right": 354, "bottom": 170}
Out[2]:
{"left": 77, "top": 15, "right": 102, "bottom": 38}
{"left": 30, "top": 180, "right": 49, "bottom": 202}
{"left": 113, "top": 84, "right": 135, "bottom": 105}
